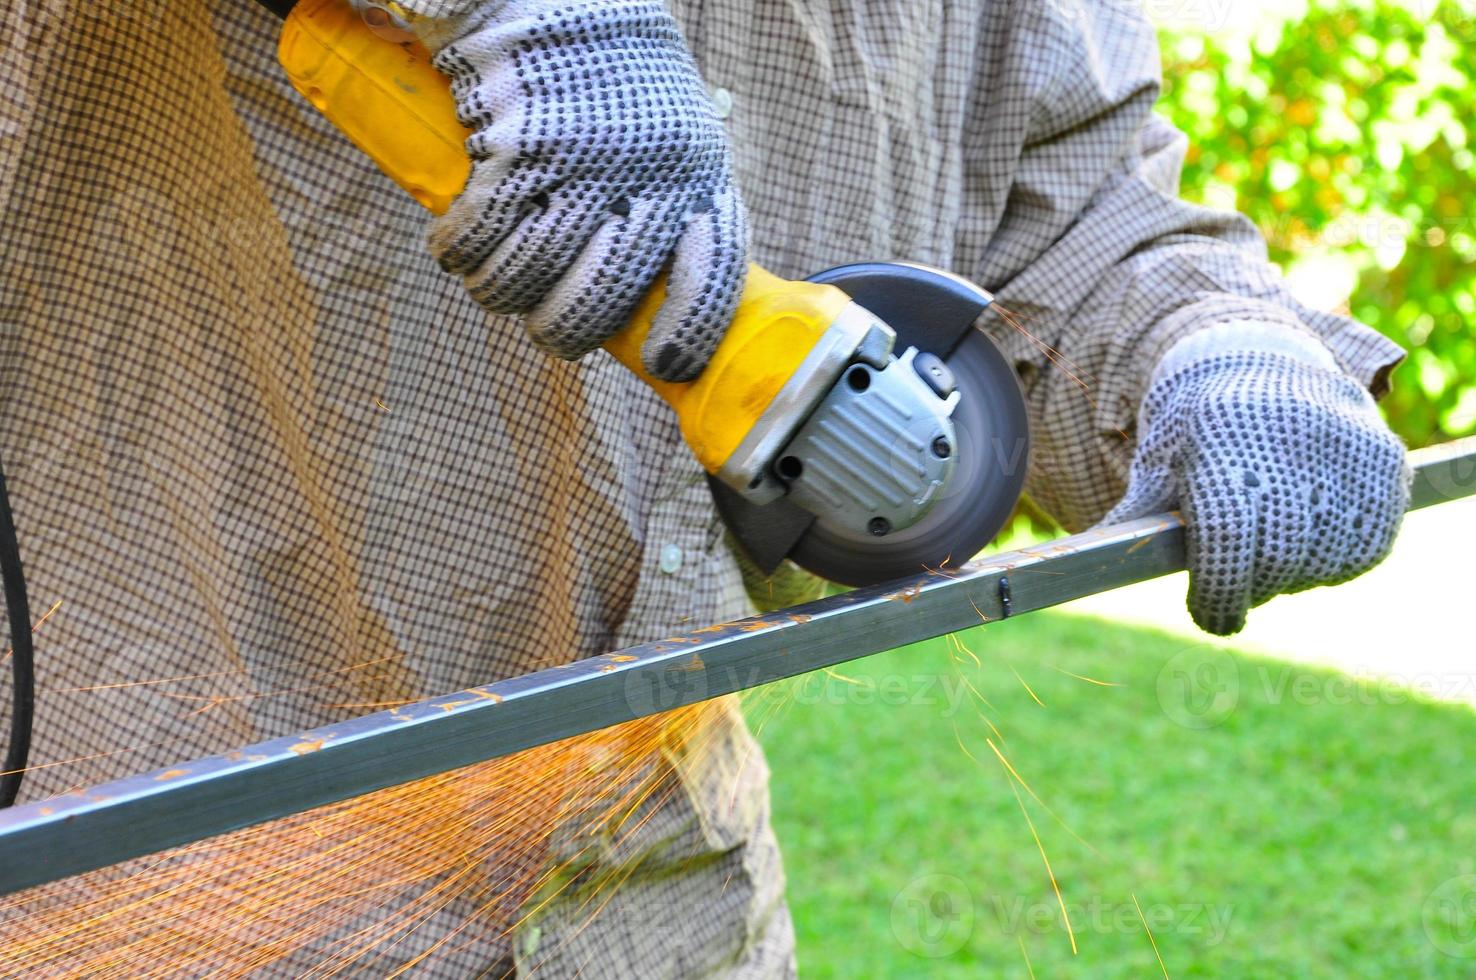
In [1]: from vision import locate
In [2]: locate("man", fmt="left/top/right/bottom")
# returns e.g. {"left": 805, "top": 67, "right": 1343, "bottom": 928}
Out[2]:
{"left": 0, "top": 0, "right": 1408, "bottom": 974}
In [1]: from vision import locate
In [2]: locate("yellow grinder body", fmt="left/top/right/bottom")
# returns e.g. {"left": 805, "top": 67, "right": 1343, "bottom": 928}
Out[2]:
{"left": 275, "top": 0, "right": 853, "bottom": 477}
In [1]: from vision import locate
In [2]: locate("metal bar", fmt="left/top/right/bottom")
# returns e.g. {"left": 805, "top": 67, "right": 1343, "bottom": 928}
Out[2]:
{"left": 0, "top": 438, "right": 1472, "bottom": 895}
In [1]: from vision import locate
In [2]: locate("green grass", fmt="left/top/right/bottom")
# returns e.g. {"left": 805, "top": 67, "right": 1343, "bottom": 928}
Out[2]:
{"left": 747, "top": 611, "right": 1476, "bottom": 978}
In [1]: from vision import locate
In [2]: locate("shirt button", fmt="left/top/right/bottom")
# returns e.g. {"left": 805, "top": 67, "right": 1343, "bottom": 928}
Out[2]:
{"left": 659, "top": 543, "right": 684, "bottom": 574}
{"left": 710, "top": 87, "right": 734, "bottom": 120}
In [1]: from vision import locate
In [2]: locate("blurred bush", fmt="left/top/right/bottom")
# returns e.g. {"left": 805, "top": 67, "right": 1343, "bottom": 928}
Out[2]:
{"left": 1158, "top": 1, "right": 1476, "bottom": 444}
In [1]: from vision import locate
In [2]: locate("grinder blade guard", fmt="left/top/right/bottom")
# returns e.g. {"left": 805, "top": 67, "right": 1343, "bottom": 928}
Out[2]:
{"left": 712, "top": 262, "right": 1031, "bottom": 587}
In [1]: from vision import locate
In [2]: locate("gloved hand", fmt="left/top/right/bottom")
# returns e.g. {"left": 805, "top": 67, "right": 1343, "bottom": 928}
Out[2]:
{"left": 409, "top": 0, "right": 747, "bottom": 382}
{"left": 1102, "top": 322, "right": 1411, "bottom": 636}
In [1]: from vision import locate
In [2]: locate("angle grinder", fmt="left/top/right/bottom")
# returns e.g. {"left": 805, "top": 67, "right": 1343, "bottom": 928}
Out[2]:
{"left": 262, "top": 0, "right": 1030, "bottom": 585}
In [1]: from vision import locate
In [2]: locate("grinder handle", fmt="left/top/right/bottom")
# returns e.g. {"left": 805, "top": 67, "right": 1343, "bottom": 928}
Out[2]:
{"left": 275, "top": 0, "right": 850, "bottom": 474}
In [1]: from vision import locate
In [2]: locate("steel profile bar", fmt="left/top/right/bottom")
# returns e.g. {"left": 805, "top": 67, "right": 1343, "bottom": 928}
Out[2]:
{"left": 0, "top": 438, "right": 1472, "bottom": 896}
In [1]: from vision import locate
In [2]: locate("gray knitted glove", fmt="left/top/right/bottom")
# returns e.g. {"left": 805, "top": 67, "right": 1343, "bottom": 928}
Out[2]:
{"left": 1103, "top": 323, "right": 1411, "bottom": 636}
{"left": 411, "top": 0, "right": 748, "bottom": 382}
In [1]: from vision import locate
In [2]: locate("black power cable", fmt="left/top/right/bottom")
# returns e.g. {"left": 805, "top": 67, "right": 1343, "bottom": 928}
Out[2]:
{"left": 0, "top": 450, "right": 33, "bottom": 808}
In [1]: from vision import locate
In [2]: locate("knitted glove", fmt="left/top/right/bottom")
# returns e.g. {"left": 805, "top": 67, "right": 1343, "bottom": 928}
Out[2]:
{"left": 410, "top": 0, "right": 747, "bottom": 381}
{"left": 1103, "top": 322, "right": 1411, "bottom": 636}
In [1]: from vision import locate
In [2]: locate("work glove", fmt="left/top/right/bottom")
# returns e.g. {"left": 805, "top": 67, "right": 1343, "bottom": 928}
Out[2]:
{"left": 1102, "top": 322, "right": 1411, "bottom": 636}
{"left": 408, "top": 0, "right": 748, "bottom": 382}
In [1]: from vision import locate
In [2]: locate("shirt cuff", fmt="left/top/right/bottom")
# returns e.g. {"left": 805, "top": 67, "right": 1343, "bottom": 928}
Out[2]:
{"left": 1150, "top": 320, "right": 1341, "bottom": 390}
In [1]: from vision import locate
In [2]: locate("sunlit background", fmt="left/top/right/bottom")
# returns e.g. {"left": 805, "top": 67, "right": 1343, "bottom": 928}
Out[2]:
{"left": 1153, "top": 0, "right": 1476, "bottom": 444}
{"left": 758, "top": 3, "right": 1476, "bottom": 976}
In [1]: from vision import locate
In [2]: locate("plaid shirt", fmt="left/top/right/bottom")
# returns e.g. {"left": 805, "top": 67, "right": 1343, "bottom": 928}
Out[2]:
{"left": 0, "top": 0, "right": 1401, "bottom": 975}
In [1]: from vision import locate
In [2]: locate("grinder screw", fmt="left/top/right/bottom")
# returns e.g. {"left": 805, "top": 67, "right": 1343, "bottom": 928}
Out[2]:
{"left": 931, "top": 437, "right": 952, "bottom": 459}
{"left": 867, "top": 517, "right": 891, "bottom": 537}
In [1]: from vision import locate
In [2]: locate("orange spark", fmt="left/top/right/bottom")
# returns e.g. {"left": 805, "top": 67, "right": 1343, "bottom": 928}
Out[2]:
{"left": 1048, "top": 666, "right": 1121, "bottom": 687}
{"left": 0, "top": 701, "right": 733, "bottom": 977}
{"left": 1018, "top": 933, "right": 1037, "bottom": 980}
{"left": 1, "top": 598, "right": 63, "bottom": 662}
{"left": 1134, "top": 892, "right": 1171, "bottom": 978}
{"left": 1009, "top": 665, "right": 1046, "bottom": 707}
{"left": 1006, "top": 777, "right": 1077, "bottom": 955}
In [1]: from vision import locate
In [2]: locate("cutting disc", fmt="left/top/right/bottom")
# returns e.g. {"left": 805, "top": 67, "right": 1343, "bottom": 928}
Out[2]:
{"left": 709, "top": 262, "right": 1030, "bottom": 587}
{"left": 792, "top": 263, "right": 1032, "bottom": 587}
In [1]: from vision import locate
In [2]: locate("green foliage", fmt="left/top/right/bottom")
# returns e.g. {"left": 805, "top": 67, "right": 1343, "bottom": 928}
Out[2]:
{"left": 1157, "top": 1, "right": 1476, "bottom": 445}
